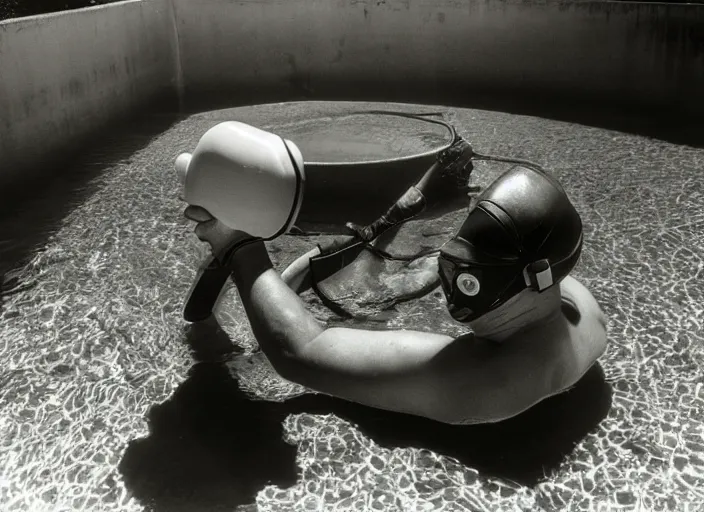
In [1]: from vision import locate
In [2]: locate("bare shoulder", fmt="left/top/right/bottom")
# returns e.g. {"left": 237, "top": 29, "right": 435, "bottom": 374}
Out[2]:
{"left": 552, "top": 276, "right": 608, "bottom": 391}
{"left": 560, "top": 276, "right": 608, "bottom": 330}
{"left": 456, "top": 278, "right": 609, "bottom": 422}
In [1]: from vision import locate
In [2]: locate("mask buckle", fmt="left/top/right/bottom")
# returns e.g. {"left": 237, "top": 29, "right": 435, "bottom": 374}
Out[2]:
{"left": 523, "top": 259, "right": 553, "bottom": 291}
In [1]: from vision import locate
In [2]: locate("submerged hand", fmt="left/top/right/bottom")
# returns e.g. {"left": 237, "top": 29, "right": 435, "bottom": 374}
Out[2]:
{"left": 184, "top": 205, "right": 254, "bottom": 264}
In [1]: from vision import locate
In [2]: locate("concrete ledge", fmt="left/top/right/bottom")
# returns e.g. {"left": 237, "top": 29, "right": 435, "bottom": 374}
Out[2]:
{"left": 0, "top": 0, "right": 180, "bottom": 186}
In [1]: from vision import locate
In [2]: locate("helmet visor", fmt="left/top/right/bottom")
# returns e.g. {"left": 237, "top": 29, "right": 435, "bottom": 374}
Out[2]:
{"left": 440, "top": 204, "right": 521, "bottom": 266}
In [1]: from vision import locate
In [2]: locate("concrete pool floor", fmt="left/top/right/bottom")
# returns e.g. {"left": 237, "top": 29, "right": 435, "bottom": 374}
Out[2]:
{"left": 1, "top": 101, "right": 703, "bottom": 511}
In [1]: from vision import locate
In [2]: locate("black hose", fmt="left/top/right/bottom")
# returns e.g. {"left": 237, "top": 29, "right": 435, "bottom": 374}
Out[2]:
{"left": 337, "top": 112, "right": 549, "bottom": 263}
{"left": 348, "top": 109, "right": 460, "bottom": 143}
{"left": 472, "top": 151, "right": 547, "bottom": 173}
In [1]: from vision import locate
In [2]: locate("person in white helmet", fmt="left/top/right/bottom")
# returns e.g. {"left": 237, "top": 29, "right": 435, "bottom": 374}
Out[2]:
{"left": 182, "top": 160, "right": 607, "bottom": 426}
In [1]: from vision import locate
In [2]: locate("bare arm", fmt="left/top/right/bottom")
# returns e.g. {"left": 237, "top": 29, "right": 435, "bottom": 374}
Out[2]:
{"left": 280, "top": 246, "right": 320, "bottom": 293}
{"left": 228, "top": 242, "right": 505, "bottom": 423}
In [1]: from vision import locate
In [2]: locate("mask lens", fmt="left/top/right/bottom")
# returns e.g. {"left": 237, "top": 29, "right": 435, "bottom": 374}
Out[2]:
{"left": 438, "top": 257, "right": 482, "bottom": 301}
{"left": 456, "top": 273, "right": 480, "bottom": 296}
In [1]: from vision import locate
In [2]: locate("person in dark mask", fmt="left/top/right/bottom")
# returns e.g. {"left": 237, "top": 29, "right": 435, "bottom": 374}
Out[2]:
{"left": 183, "top": 165, "right": 607, "bottom": 425}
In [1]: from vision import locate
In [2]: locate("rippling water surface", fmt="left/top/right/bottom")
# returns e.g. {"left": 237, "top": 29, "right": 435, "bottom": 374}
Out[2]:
{"left": 1, "top": 101, "right": 703, "bottom": 512}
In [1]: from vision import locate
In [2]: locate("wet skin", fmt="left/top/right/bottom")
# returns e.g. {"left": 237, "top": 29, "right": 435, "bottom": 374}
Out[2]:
{"left": 185, "top": 205, "right": 607, "bottom": 424}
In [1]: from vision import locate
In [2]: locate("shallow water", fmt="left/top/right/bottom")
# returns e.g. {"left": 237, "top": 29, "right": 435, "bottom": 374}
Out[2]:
{"left": 1, "top": 101, "right": 703, "bottom": 511}
{"left": 264, "top": 110, "right": 454, "bottom": 163}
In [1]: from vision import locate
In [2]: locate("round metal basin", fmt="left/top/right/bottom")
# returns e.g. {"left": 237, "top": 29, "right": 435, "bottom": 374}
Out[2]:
{"left": 271, "top": 110, "right": 463, "bottom": 231}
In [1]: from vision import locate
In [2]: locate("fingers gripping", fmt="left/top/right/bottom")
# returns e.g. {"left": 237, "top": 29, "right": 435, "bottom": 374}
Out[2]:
{"left": 184, "top": 205, "right": 214, "bottom": 223}
{"left": 194, "top": 221, "right": 214, "bottom": 243}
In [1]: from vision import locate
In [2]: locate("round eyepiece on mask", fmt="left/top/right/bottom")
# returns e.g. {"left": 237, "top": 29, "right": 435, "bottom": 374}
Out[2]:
{"left": 456, "top": 273, "right": 480, "bottom": 296}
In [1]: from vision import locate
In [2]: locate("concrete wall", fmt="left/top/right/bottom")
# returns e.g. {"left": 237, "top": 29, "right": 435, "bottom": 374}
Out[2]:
{"left": 2, "top": 0, "right": 703, "bottom": 189}
{"left": 0, "top": 0, "right": 180, "bottom": 185}
{"left": 174, "top": 0, "right": 704, "bottom": 116}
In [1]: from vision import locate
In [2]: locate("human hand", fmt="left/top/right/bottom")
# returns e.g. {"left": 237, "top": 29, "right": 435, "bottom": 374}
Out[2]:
{"left": 183, "top": 205, "right": 255, "bottom": 264}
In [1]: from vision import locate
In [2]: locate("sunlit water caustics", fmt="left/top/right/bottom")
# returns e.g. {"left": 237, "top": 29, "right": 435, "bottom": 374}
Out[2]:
{"left": 1, "top": 101, "right": 703, "bottom": 511}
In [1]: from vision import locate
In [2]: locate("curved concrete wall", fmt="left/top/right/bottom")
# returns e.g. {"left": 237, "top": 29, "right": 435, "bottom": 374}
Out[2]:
{"left": 1, "top": 0, "right": 703, "bottom": 189}
{"left": 0, "top": 0, "right": 179, "bottom": 187}
{"left": 175, "top": 0, "right": 704, "bottom": 116}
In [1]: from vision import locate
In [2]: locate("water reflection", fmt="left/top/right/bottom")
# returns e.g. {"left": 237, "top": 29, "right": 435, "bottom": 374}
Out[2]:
{"left": 0, "top": 112, "right": 181, "bottom": 307}
{"left": 120, "top": 319, "right": 612, "bottom": 512}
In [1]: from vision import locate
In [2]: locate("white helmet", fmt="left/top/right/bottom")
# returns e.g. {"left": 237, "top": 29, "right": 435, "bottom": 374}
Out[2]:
{"left": 176, "top": 121, "right": 305, "bottom": 239}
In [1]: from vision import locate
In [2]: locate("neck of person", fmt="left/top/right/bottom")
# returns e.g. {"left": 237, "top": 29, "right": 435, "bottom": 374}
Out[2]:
{"left": 468, "top": 286, "right": 564, "bottom": 343}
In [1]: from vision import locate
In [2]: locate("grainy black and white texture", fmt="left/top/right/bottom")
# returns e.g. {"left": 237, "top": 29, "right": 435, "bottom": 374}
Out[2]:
{"left": 1, "top": 102, "right": 702, "bottom": 511}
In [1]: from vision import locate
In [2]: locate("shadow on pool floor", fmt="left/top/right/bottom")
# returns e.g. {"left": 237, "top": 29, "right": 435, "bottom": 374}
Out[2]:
{"left": 119, "top": 320, "right": 612, "bottom": 512}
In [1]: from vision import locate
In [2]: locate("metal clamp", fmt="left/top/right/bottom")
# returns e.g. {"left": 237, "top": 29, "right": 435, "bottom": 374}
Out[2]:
{"left": 523, "top": 259, "right": 554, "bottom": 291}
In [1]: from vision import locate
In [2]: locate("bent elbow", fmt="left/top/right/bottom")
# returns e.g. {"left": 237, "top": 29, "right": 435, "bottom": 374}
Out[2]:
{"left": 268, "top": 344, "right": 325, "bottom": 391}
{"left": 266, "top": 349, "right": 305, "bottom": 384}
